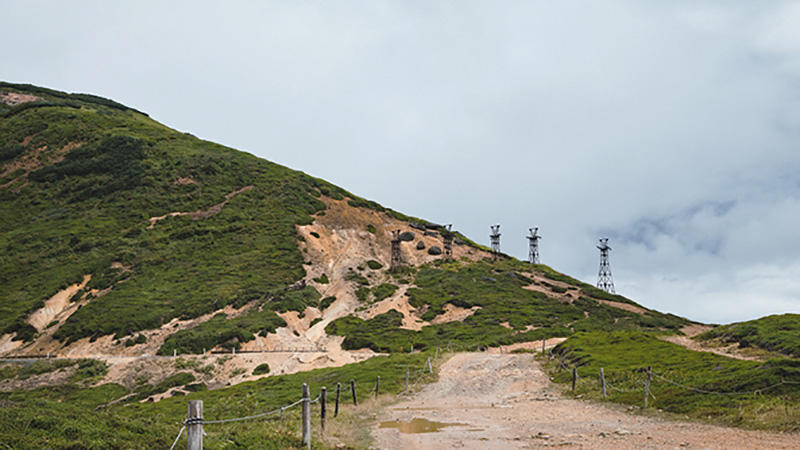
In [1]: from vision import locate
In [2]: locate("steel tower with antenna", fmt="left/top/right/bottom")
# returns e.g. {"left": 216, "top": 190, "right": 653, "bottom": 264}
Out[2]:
{"left": 390, "top": 230, "right": 403, "bottom": 270}
{"left": 527, "top": 227, "right": 541, "bottom": 264}
{"left": 596, "top": 238, "right": 615, "bottom": 293}
{"left": 490, "top": 225, "right": 501, "bottom": 259}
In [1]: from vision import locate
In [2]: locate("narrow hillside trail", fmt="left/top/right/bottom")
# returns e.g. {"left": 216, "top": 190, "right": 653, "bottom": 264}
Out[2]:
{"left": 372, "top": 353, "right": 798, "bottom": 449}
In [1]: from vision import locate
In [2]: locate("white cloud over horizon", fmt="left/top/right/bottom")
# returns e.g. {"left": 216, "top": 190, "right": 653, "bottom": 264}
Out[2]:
{"left": 2, "top": 0, "right": 799, "bottom": 324}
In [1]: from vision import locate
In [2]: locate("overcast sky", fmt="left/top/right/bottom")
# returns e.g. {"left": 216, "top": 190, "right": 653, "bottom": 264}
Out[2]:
{"left": 3, "top": 1, "right": 799, "bottom": 324}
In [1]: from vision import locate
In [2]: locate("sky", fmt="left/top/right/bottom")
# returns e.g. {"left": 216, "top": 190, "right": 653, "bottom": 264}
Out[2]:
{"left": 2, "top": 1, "right": 799, "bottom": 324}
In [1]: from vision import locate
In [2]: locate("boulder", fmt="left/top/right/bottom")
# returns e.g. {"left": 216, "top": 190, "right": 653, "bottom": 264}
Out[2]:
{"left": 416, "top": 241, "right": 426, "bottom": 250}
{"left": 428, "top": 246, "right": 442, "bottom": 255}
{"left": 399, "top": 231, "right": 415, "bottom": 242}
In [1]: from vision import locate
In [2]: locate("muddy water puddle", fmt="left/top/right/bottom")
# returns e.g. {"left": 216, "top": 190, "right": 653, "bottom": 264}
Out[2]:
{"left": 379, "top": 417, "right": 478, "bottom": 434}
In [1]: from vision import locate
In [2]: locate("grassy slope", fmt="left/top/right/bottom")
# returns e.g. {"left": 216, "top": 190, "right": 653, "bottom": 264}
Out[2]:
{"left": 0, "top": 82, "right": 377, "bottom": 347}
{"left": 0, "top": 352, "right": 436, "bottom": 449}
{"left": 697, "top": 314, "right": 800, "bottom": 359}
{"left": 327, "top": 259, "right": 689, "bottom": 352}
{"left": 548, "top": 331, "right": 800, "bottom": 431}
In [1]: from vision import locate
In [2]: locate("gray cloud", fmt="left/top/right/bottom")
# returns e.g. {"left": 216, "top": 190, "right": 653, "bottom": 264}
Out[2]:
{"left": 2, "top": 0, "right": 799, "bottom": 323}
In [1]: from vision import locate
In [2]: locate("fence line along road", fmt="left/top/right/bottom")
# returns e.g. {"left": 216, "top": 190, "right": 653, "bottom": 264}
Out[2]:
{"left": 169, "top": 352, "right": 439, "bottom": 449}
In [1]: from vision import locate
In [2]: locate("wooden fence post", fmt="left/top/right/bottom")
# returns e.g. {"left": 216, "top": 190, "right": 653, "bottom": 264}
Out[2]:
{"left": 427, "top": 357, "right": 433, "bottom": 374}
{"left": 405, "top": 367, "right": 409, "bottom": 392}
{"left": 320, "top": 387, "right": 327, "bottom": 432}
{"left": 350, "top": 380, "right": 357, "bottom": 406}
{"left": 187, "top": 400, "right": 203, "bottom": 450}
{"left": 448, "top": 340, "right": 452, "bottom": 352}
{"left": 541, "top": 339, "right": 545, "bottom": 354}
{"left": 436, "top": 345, "right": 440, "bottom": 359}
{"left": 375, "top": 376, "right": 380, "bottom": 398}
{"left": 600, "top": 368, "right": 607, "bottom": 399}
{"left": 572, "top": 367, "right": 577, "bottom": 392}
{"left": 301, "top": 383, "right": 310, "bottom": 448}
{"left": 644, "top": 366, "right": 651, "bottom": 409}
{"left": 335, "top": 383, "right": 341, "bottom": 417}
{"left": 173, "top": 349, "right": 176, "bottom": 357}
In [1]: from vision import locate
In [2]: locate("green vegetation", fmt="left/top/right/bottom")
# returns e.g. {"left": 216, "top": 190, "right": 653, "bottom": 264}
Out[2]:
{"left": 366, "top": 224, "right": 376, "bottom": 234}
{"left": 312, "top": 273, "right": 329, "bottom": 284}
{"left": 0, "top": 351, "right": 436, "bottom": 449}
{"left": 698, "top": 314, "right": 800, "bottom": 358}
{"left": 366, "top": 260, "right": 383, "bottom": 270}
{"left": 253, "top": 363, "right": 271, "bottom": 375}
{"left": 319, "top": 296, "right": 336, "bottom": 311}
{"left": 0, "top": 82, "right": 370, "bottom": 344}
{"left": 372, "top": 283, "right": 398, "bottom": 302}
{"left": 548, "top": 331, "right": 800, "bottom": 430}
{"left": 158, "top": 307, "right": 287, "bottom": 354}
{"left": 328, "top": 260, "right": 688, "bottom": 352}
{"left": 344, "top": 270, "right": 369, "bottom": 286}
{"left": 124, "top": 334, "right": 147, "bottom": 347}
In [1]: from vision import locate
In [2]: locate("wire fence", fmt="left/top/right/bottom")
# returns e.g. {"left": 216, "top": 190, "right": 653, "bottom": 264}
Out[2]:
{"left": 546, "top": 344, "right": 800, "bottom": 409}
{"left": 167, "top": 353, "right": 438, "bottom": 449}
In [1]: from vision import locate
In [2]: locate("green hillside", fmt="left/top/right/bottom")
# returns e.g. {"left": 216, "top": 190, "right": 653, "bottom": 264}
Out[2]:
{"left": 0, "top": 82, "right": 378, "bottom": 345}
{"left": 697, "top": 314, "right": 800, "bottom": 358}
{"left": 1, "top": 81, "right": 684, "bottom": 353}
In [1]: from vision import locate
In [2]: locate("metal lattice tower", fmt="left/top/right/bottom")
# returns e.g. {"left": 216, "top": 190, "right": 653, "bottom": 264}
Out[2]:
{"left": 596, "top": 238, "right": 615, "bottom": 293}
{"left": 390, "top": 230, "right": 403, "bottom": 270}
{"left": 442, "top": 224, "right": 453, "bottom": 259}
{"left": 489, "top": 224, "right": 501, "bottom": 259}
{"left": 527, "top": 227, "right": 541, "bottom": 264}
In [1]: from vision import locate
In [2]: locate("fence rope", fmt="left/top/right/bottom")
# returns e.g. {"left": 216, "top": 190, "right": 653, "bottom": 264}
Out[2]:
{"left": 605, "top": 380, "right": 641, "bottom": 393}
{"left": 168, "top": 425, "right": 185, "bottom": 450}
{"left": 187, "top": 397, "right": 304, "bottom": 425}
{"left": 651, "top": 372, "right": 787, "bottom": 396}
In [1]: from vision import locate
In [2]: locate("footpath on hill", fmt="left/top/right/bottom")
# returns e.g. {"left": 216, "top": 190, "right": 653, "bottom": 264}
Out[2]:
{"left": 372, "top": 353, "right": 798, "bottom": 449}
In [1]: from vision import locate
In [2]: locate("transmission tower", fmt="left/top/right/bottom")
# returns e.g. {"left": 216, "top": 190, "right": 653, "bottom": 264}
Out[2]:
{"left": 442, "top": 224, "right": 453, "bottom": 259}
{"left": 489, "top": 224, "right": 501, "bottom": 259}
{"left": 390, "top": 230, "right": 403, "bottom": 270}
{"left": 527, "top": 227, "right": 541, "bottom": 264}
{"left": 596, "top": 238, "right": 615, "bottom": 293}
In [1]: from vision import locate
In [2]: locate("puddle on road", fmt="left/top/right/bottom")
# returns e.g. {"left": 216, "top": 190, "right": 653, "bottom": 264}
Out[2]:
{"left": 379, "top": 417, "right": 477, "bottom": 434}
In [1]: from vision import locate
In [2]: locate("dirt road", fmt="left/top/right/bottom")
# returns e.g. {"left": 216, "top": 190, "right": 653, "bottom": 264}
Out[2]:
{"left": 372, "top": 353, "right": 798, "bottom": 449}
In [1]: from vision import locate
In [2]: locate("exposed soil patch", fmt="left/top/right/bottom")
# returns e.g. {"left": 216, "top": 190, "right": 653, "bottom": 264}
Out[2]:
{"left": 597, "top": 299, "right": 647, "bottom": 315}
{"left": 146, "top": 185, "right": 254, "bottom": 229}
{"left": 431, "top": 304, "right": 480, "bottom": 325}
{"left": 373, "top": 353, "right": 798, "bottom": 449}
{"left": 0, "top": 92, "right": 40, "bottom": 105}
{"left": 27, "top": 275, "right": 92, "bottom": 331}
{"left": 1, "top": 141, "right": 83, "bottom": 192}
{"left": 174, "top": 177, "right": 198, "bottom": 185}
{"left": 363, "top": 292, "right": 427, "bottom": 331}
{"left": 659, "top": 325, "right": 765, "bottom": 362}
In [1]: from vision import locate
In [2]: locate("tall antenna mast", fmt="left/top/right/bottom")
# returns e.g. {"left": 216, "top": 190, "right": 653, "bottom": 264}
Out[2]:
{"left": 489, "top": 224, "right": 501, "bottom": 259}
{"left": 390, "top": 230, "right": 403, "bottom": 270}
{"left": 442, "top": 224, "right": 453, "bottom": 260}
{"left": 596, "top": 238, "right": 615, "bottom": 293}
{"left": 527, "top": 227, "right": 541, "bottom": 264}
